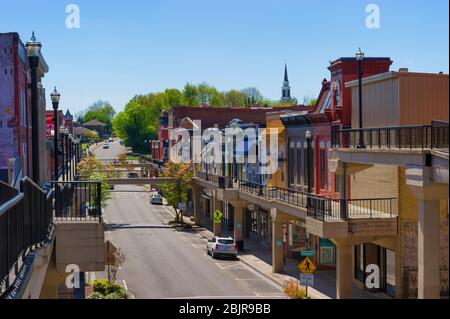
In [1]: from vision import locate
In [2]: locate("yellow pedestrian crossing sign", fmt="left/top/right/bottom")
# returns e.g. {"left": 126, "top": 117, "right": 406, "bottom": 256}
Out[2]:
{"left": 213, "top": 209, "right": 223, "bottom": 223}
{"left": 298, "top": 257, "right": 316, "bottom": 274}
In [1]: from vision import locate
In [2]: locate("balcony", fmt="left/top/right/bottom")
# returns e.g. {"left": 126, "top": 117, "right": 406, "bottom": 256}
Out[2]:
{"left": 306, "top": 195, "right": 398, "bottom": 239}
{"left": 332, "top": 122, "right": 448, "bottom": 151}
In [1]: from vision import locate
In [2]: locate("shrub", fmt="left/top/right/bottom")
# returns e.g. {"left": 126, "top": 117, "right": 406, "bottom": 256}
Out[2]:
{"left": 93, "top": 279, "right": 110, "bottom": 295}
{"left": 283, "top": 279, "right": 311, "bottom": 299}
{"left": 90, "top": 279, "right": 127, "bottom": 299}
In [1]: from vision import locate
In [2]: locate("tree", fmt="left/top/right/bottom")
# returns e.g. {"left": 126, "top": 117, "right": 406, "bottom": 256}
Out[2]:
{"left": 242, "top": 87, "right": 263, "bottom": 106}
{"left": 158, "top": 162, "right": 193, "bottom": 225}
{"left": 302, "top": 95, "right": 317, "bottom": 106}
{"left": 182, "top": 83, "right": 199, "bottom": 106}
{"left": 223, "top": 90, "right": 247, "bottom": 107}
{"left": 80, "top": 100, "right": 116, "bottom": 135}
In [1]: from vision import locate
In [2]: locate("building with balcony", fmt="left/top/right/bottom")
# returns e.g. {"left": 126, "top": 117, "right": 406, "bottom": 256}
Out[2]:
{"left": 328, "top": 69, "right": 448, "bottom": 299}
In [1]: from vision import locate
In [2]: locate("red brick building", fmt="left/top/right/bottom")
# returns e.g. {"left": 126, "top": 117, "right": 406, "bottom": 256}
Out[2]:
{"left": 0, "top": 32, "right": 49, "bottom": 184}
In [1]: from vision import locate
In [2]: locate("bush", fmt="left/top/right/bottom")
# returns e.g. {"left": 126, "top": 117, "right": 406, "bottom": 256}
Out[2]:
{"left": 90, "top": 279, "right": 127, "bottom": 299}
{"left": 93, "top": 279, "right": 110, "bottom": 295}
{"left": 283, "top": 279, "right": 311, "bottom": 299}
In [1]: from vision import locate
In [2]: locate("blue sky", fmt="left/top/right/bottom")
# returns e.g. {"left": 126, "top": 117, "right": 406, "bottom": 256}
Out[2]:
{"left": 1, "top": 0, "right": 448, "bottom": 114}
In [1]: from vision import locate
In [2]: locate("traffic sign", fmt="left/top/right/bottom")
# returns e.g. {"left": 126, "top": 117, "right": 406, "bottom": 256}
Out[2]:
{"left": 213, "top": 209, "right": 223, "bottom": 223}
{"left": 298, "top": 257, "right": 316, "bottom": 274}
{"left": 300, "top": 274, "right": 314, "bottom": 287}
{"left": 300, "top": 250, "right": 315, "bottom": 258}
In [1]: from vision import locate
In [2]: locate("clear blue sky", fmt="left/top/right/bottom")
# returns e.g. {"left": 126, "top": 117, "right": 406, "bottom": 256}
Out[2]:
{"left": 1, "top": 0, "right": 448, "bottom": 114}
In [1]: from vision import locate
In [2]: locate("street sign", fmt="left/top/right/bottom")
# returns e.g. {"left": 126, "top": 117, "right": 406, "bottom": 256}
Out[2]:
{"left": 300, "top": 250, "right": 315, "bottom": 258}
{"left": 213, "top": 209, "right": 223, "bottom": 223}
{"left": 298, "top": 257, "right": 316, "bottom": 274}
{"left": 300, "top": 274, "right": 314, "bottom": 287}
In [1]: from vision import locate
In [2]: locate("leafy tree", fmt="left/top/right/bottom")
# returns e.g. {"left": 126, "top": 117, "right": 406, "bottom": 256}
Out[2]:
{"left": 223, "top": 90, "right": 247, "bottom": 107}
{"left": 158, "top": 162, "right": 193, "bottom": 225}
{"left": 182, "top": 83, "right": 199, "bottom": 106}
{"left": 242, "top": 87, "right": 263, "bottom": 106}
{"left": 80, "top": 100, "right": 116, "bottom": 135}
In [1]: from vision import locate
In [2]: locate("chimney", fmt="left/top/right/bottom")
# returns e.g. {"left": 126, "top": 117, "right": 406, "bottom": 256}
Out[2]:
{"left": 399, "top": 68, "right": 409, "bottom": 72}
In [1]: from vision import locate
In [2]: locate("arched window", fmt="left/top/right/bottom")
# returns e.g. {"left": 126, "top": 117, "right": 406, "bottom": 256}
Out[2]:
{"left": 296, "top": 141, "right": 303, "bottom": 189}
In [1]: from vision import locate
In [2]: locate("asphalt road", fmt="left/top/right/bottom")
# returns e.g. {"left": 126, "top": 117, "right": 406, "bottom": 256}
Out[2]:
{"left": 90, "top": 139, "right": 127, "bottom": 162}
{"left": 101, "top": 185, "right": 285, "bottom": 299}
{"left": 92, "top": 140, "right": 285, "bottom": 299}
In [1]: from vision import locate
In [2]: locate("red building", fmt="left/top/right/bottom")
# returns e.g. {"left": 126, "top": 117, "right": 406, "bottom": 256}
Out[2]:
{"left": 0, "top": 33, "right": 49, "bottom": 184}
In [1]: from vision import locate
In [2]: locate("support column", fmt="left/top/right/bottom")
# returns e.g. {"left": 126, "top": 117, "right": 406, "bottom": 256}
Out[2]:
{"left": 231, "top": 202, "right": 247, "bottom": 251}
{"left": 271, "top": 209, "right": 290, "bottom": 274}
{"left": 418, "top": 200, "right": 441, "bottom": 299}
{"left": 406, "top": 165, "right": 448, "bottom": 299}
{"left": 212, "top": 192, "right": 222, "bottom": 236}
{"left": 192, "top": 185, "right": 202, "bottom": 226}
{"left": 336, "top": 243, "right": 353, "bottom": 299}
{"left": 272, "top": 219, "right": 284, "bottom": 273}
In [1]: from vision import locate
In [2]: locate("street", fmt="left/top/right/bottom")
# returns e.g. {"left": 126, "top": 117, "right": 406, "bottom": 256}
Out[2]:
{"left": 101, "top": 185, "right": 285, "bottom": 299}
{"left": 93, "top": 144, "right": 285, "bottom": 299}
{"left": 90, "top": 139, "right": 126, "bottom": 162}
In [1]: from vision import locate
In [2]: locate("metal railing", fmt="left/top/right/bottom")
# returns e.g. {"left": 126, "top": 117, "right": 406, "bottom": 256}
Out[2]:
{"left": 239, "top": 180, "right": 309, "bottom": 208}
{"left": 195, "top": 171, "right": 233, "bottom": 189}
{"left": 52, "top": 180, "right": 102, "bottom": 222}
{"left": 307, "top": 196, "right": 398, "bottom": 222}
{"left": 0, "top": 178, "right": 54, "bottom": 295}
{"left": 332, "top": 122, "right": 449, "bottom": 150}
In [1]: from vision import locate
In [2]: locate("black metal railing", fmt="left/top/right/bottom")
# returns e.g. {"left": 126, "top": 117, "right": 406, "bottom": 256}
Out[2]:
{"left": 0, "top": 178, "right": 54, "bottom": 295}
{"left": 52, "top": 180, "right": 102, "bottom": 222}
{"left": 195, "top": 171, "right": 233, "bottom": 189}
{"left": 306, "top": 196, "right": 398, "bottom": 222}
{"left": 332, "top": 122, "right": 449, "bottom": 150}
{"left": 239, "top": 180, "right": 309, "bottom": 208}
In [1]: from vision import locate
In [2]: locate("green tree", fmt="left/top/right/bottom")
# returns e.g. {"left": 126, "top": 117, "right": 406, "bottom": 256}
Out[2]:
{"left": 80, "top": 100, "right": 116, "bottom": 135}
{"left": 223, "top": 89, "right": 247, "bottom": 107}
{"left": 182, "top": 83, "right": 199, "bottom": 106}
{"left": 158, "top": 162, "right": 193, "bottom": 225}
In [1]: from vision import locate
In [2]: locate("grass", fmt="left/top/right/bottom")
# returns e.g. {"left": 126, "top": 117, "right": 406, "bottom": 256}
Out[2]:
{"left": 126, "top": 155, "right": 140, "bottom": 161}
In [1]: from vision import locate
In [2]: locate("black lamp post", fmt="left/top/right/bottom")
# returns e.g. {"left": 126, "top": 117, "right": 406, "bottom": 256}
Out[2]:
{"left": 306, "top": 129, "right": 313, "bottom": 210}
{"left": 25, "top": 32, "right": 42, "bottom": 183}
{"left": 356, "top": 48, "right": 366, "bottom": 149}
{"left": 51, "top": 87, "right": 60, "bottom": 180}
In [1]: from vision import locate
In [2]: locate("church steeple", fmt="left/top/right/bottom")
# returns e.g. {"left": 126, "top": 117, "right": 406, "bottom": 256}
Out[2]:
{"left": 281, "top": 63, "right": 291, "bottom": 102}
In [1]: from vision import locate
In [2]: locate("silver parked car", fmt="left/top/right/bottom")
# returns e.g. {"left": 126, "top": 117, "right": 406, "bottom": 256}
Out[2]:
{"left": 206, "top": 237, "right": 237, "bottom": 259}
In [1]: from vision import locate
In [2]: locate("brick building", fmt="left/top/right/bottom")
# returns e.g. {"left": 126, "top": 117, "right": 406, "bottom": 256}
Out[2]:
{"left": 0, "top": 32, "right": 49, "bottom": 184}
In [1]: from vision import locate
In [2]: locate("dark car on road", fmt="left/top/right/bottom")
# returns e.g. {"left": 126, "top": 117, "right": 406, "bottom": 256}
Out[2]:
{"left": 128, "top": 172, "right": 139, "bottom": 178}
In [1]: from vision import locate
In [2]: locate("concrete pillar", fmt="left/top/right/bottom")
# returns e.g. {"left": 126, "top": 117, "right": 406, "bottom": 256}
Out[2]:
{"left": 272, "top": 220, "right": 284, "bottom": 273}
{"left": 212, "top": 192, "right": 222, "bottom": 237}
{"left": 192, "top": 186, "right": 202, "bottom": 226}
{"left": 406, "top": 166, "right": 448, "bottom": 299}
{"left": 336, "top": 243, "right": 353, "bottom": 299}
{"left": 271, "top": 209, "right": 290, "bottom": 273}
{"left": 418, "top": 200, "right": 441, "bottom": 299}
{"left": 233, "top": 206, "right": 244, "bottom": 242}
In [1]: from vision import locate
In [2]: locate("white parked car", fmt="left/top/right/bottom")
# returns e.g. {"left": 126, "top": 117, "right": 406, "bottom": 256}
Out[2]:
{"left": 150, "top": 193, "right": 163, "bottom": 205}
{"left": 206, "top": 237, "right": 237, "bottom": 259}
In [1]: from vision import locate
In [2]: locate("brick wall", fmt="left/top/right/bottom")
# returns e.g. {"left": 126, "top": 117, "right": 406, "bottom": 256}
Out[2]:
{"left": 0, "top": 33, "right": 18, "bottom": 169}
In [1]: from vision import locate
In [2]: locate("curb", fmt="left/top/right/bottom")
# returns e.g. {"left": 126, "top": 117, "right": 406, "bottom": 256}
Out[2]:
{"left": 238, "top": 256, "right": 286, "bottom": 290}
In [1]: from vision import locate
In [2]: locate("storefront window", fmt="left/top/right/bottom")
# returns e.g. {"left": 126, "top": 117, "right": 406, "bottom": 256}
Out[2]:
{"left": 319, "top": 238, "right": 336, "bottom": 265}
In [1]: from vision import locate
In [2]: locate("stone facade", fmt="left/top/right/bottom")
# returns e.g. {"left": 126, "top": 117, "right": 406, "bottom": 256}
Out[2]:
{"left": 400, "top": 219, "right": 449, "bottom": 298}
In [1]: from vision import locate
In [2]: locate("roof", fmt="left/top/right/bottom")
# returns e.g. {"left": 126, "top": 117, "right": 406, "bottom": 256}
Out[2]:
{"left": 73, "top": 127, "right": 95, "bottom": 135}
{"left": 346, "top": 70, "right": 449, "bottom": 88}
{"left": 84, "top": 119, "right": 106, "bottom": 126}
{"left": 169, "top": 105, "right": 311, "bottom": 130}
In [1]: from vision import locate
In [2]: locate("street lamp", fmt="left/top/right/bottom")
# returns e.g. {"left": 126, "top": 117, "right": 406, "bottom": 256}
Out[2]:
{"left": 51, "top": 87, "right": 60, "bottom": 180}
{"left": 25, "top": 32, "right": 42, "bottom": 184}
{"left": 356, "top": 48, "right": 366, "bottom": 148}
